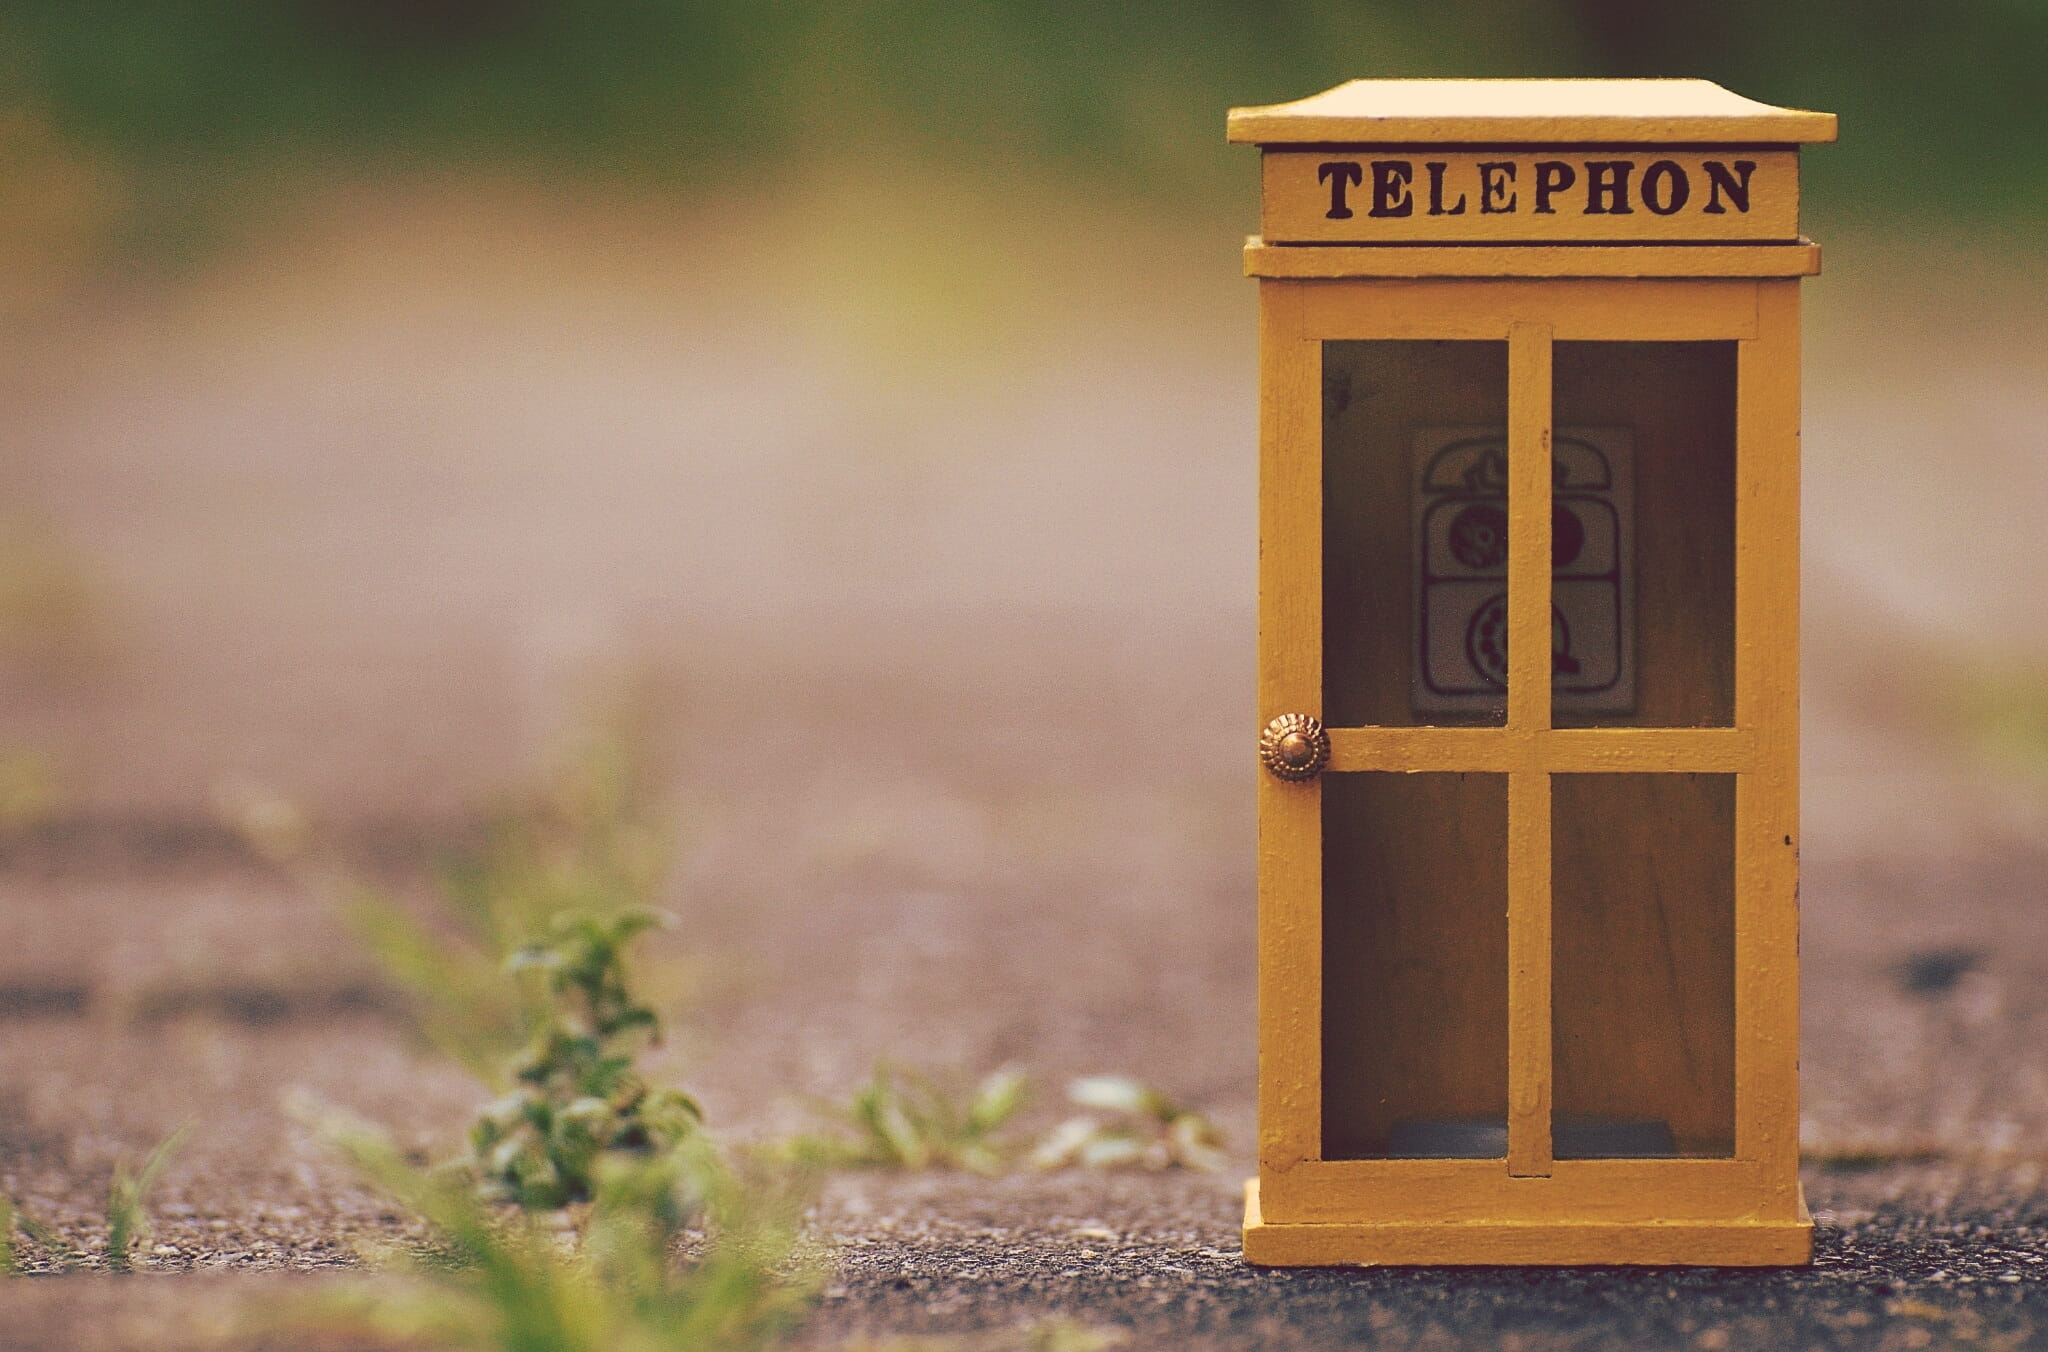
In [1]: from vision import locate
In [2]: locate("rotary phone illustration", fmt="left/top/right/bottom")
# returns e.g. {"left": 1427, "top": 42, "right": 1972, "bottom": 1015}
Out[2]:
{"left": 1412, "top": 428, "right": 1634, "bottom": 715}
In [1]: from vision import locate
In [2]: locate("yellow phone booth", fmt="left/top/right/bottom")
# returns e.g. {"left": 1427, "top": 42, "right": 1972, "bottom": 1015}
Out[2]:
{"left": 1231, "top": 81, "right": 1835, "bottom": 1266}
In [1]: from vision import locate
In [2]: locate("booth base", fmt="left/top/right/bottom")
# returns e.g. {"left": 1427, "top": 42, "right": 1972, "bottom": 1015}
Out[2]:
{"left": 1241, "top": 1179, "right": 1813, "bottom": 1267}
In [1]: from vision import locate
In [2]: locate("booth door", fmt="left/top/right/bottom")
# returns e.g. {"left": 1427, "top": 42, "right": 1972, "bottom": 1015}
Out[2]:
{"left": 1316, "top": 335, "right": 1517, "bottom": 1163}
{"left": 1257, "top": 279, "right": 1800, "bottom": 1211}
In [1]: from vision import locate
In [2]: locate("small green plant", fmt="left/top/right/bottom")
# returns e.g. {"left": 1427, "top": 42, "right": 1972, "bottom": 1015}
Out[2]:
{"left": 786, "top": 1064, "right": 1030, "bottom": 1175}
{"left": 1, "top": 1123, "right": 191, "bottom": 1274}
{"left": 472, "top": 907, "right": 704, "bottom": 1208}
{"left": 1, "top": 1198, "right": 77, "bottom": 1274}
{"left": 296, "top": 1106, "right": 818, "bottom": 1352}
{"left": 1029, "top": 1076, "right": 1226, "bottom": 1172}
{"left": 105, "top": 1121, "right": 192, "bottom": 1272}
{"left": 348, "top": 717, "right": 706, "bottom": 1208}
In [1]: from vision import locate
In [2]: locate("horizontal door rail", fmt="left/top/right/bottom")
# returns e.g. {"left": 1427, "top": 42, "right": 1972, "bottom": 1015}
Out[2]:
{"left": 1324, "top": 725, "right": 1758, "bottom": 775}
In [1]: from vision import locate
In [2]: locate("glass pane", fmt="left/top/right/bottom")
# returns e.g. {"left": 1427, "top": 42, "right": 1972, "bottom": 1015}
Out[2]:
{"left": 1323, "top": 772, "right": 1507, "bottom": 1159}
{"left": 1552, "top": 773, "right": 1735, "bottom": 1158}
{"left": 1552, "top": 342, "right": 1736, "bottom": 727}
{"left": 1324, "top": 340, "right": 1509, "bottom": 727}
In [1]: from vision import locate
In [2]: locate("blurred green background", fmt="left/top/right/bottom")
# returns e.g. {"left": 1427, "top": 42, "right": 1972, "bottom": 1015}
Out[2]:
{"left": 0, "top": 2, "right": 2039, "bottom": 854}
{"left": 2, "top": 0, "right": 2043, "bottom": 260}
{"left": 0, "top": 1, "right": 2044, "bottom": 1262}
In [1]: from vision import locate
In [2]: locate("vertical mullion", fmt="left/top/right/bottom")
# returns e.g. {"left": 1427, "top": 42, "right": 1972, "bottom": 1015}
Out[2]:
{"left": 1507, "top": 324, "right": 1553, "bottom": 733}
{"left": 1506, "top": 323, "right": 1554, "bottom": 1177}
{"left": 1507, "top": 773, "right": 1553, "bottom": 1175}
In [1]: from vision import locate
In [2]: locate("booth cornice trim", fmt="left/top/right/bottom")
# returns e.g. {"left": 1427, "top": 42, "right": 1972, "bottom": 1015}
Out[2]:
{"left": 1244, "top": 239, "right": 1822, "bottom": 279}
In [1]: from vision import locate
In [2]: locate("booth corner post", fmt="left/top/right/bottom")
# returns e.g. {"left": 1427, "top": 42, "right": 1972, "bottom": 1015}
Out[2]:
{"left": 1232, "top": 79, "right": 1834, "bottom": 1267}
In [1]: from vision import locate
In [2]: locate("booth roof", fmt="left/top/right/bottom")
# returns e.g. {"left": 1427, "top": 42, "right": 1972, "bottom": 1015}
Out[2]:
{"left": 1227, "top": 79, "right": 1837, "bottom": 146}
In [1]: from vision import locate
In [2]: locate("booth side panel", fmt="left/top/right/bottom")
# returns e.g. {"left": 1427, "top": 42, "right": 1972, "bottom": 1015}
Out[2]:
{"left": 1256, "top": 280, "right": 1324, "bottom": 1183}
{"left": 1733, "top": 279, "right": 1804, "bottom": 1211}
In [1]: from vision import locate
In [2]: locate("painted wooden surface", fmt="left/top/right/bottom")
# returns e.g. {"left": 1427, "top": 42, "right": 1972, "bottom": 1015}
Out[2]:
{"left": 1299, "top": 278, "right": 1760, "bottom": 341}
{"left": 1242, "top": 80, "right": 1821, "bottom": 1267}
{"left": 1255, "top": 282, "right": 1323, "bottom": 1177}
{"left": 1261, "top": 150, "right": 1799, "bottom": 244}
{"left": 1244, "top": 241, "right": 1823, "bottom": 279}
{"left": 1227, "top": 79, "right": 1838, "bottom": 145}
{"left": 1244, "top": 1181, "right": 1814, "bottom": 1267}
{"left": 1505, "top": 323, "right": 1555, "bottom": 738}
{"left": 1507, "top": 770, "right": 1553, "bottom": 1176}
{"left": 1325, "top": 727, "right": 1759, "bottom": 774}
{"left": 1504, "top": 323, "right": 1555, "bottom": 1177}
{"left": 1259, "top": 1156, "right": 1785, "bottom": 1224}
{"left": 1732, "top": 280, "right": 1804, "bottom": 1182}
{"left": 1249, "top": 274, "right": 1807, "bottom": 1263}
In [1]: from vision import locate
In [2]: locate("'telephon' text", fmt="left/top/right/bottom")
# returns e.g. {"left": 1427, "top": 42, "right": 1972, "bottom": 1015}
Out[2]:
{"left": 1315, "top": 158, "right": 1756, "bottom": 220}
{"left": 1257, "top": 149, "right": 1799, "bottom": 244}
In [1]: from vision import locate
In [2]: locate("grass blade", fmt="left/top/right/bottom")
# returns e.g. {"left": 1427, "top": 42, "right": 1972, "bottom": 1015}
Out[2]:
{"left": 13, "top": 1205, "right": 78, "bottom": 1274}
{"left": 106, "top": 1120, "right": 193, "bottom": 1273}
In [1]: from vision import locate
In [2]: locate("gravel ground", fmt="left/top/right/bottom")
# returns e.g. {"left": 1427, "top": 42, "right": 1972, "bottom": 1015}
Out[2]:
{"left": 0, "top": 776, "right": 2044, "bottom": 1349}
{"left": 1, "top": 1165, "right": 2046, "bottom": 1351}
{"left": 0, "top": 193, "right": 2044, "bottom": 1348}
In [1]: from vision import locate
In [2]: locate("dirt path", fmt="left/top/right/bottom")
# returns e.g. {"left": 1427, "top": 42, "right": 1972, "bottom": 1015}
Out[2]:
{"left": 1, "top": 1166, "right": 2045, "bottom": 1350}
{"left": 0, "top": 187, "right": 2045, "bottom": 1346}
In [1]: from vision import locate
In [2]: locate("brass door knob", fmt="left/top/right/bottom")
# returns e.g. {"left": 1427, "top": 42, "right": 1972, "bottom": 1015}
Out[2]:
{"left": 1259, "top": 714, "right": 1330, "bottom": 781}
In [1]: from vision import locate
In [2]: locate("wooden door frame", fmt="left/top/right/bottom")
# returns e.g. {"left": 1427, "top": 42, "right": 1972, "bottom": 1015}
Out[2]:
{"left": 1254, "top": 276, "right": 1802, "bottom": 1229}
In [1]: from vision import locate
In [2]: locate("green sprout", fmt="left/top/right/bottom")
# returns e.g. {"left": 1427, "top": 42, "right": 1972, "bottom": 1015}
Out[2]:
{"left": 348, "top": 719, "right": 707, "bottom": 1209}
{"left": 105, "top": 1121, "right": 193, "bottom": 1272}
{"left": 301, "top": 713, "right": 815, "bottom": 1343}
{"left": 1029, "top": 1077, "right": 1225, "bottom": 1173}
{"left": 1, "top": 1122, "right": 191, "bottom": 1274}
{"left": 1, "top": 1198, "right": 77, "bottom": 1275}
{"left": 785, "top": 1064, "right": 1031, "bottom": 1175}
{"left": 296, "top": 1105, "right": 818, "bottom": 1352}
{"left": 472, "top": 907, "right": 704, "bottom": 1209}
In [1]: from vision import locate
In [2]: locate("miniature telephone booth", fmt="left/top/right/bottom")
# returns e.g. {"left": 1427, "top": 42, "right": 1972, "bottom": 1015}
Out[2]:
{"left": 1232, "top": 80, "right": 1835, "bottom": 1266}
